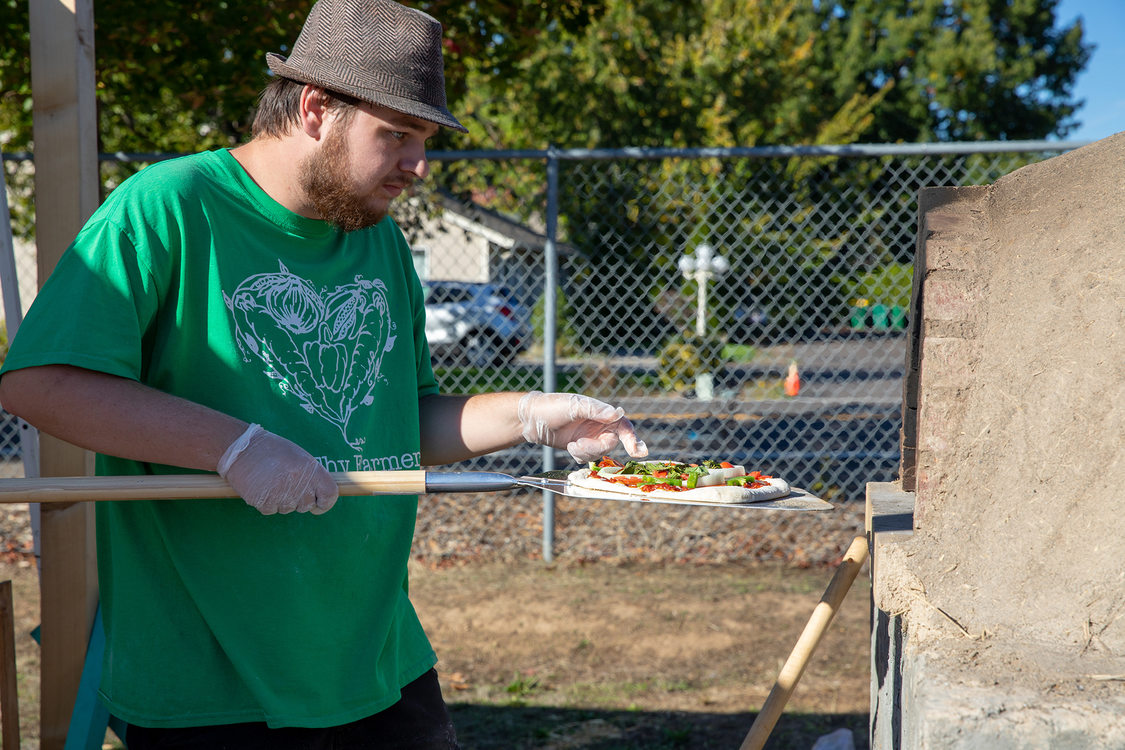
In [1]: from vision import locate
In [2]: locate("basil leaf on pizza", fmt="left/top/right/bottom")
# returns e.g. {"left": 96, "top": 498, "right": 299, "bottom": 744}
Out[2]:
{"left": 567, "top": 457, "right": 791, "bottom": 504}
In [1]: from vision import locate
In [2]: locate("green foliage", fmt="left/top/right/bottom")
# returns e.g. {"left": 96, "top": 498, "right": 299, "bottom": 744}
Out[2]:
{"left": 0, "top": 0, "right": 1093, "bottom": 300}
{"left": 440, "top": 0, "right": 898, "bottom": 220}
{"left": 0, "top": 0, "right": 1092, "bottom": 159}
{"left": 812, "top": 0, "right": 1093, "bottom": 142}
{"left": 845, "top": 262, "right": 913, "bottom": 310}
{"left": 455, "top": 0, "right": 889, "bottom": 153}
{"left": 1, "top": 1, "right": 303, "bottom": 156}
{"left": 530, "top": 286, "right": 581, "bottom": 358}
{"left": 656, "top": 332, "right": 724, "bottom": 393}
{"left": 504, "top": 673, "right": 543, "bottom": 706}
{"left": 721, "top": 343, "right": 758, "bottom": 364}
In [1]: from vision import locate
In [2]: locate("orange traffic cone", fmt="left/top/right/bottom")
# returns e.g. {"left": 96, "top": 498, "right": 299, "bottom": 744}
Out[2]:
{"left": 784, "top": 361, "right": 800, "bottom": 397}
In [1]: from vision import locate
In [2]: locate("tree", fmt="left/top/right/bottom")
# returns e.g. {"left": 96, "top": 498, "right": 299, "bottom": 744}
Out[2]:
{"left": 0, "top": 0, "right": 595, "bottom": 235}
{"left": 0, "top": 0, "right": 597, "bottom": 156}
{"left": 451, "top": 0, "right": 888, "bottom": 153}
{"left": 1, "top": 0, "right": 1092, "bottom": 161}
{"left": 0, "top": 0, "right": 1092, "bottom": 256}
{"left": 812, "top": 0, "right": 1092, "bottom": 142}
{"left": 1, "top": 1, "right": 305, "bottom": 154}
{"left": 1, "top": 0, "right": 317, "bottom": 234}
{"left": 434, "top": 0, "right": 895, "bottom": 350}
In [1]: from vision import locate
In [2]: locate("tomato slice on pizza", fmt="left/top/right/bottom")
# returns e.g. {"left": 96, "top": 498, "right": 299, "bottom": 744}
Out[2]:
{"left": 567, "top": 457, "right": 791, "bottom": 504}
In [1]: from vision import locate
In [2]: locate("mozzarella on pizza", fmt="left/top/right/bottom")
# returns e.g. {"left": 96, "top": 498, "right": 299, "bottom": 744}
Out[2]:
{"left": 567, "top": 459, "right": 791, "bottom": 504}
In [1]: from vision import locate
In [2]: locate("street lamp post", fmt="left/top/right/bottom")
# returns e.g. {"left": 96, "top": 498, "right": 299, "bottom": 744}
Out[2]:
{"left": 677, "top": 242, "right": 729, "bottom": 400}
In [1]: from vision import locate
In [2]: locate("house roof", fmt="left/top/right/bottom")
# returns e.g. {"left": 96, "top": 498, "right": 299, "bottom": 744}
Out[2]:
{"left": 434, "top": 192, "right": 576, "bottom": 255}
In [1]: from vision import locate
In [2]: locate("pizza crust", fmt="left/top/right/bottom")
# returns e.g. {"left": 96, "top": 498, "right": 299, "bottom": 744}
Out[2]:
{"left": 567, "top": 467, "right": 791, "bottom": 504}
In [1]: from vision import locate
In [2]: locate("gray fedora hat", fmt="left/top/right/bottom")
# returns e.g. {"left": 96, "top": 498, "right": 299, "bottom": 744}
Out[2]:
{"left": 266, "top": 0, "right": 467, "bottom": 133}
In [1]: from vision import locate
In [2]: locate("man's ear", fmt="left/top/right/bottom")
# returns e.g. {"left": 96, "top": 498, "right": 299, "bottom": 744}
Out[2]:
{"left": 298, "top": 85, "right": 331, "bottom": 139}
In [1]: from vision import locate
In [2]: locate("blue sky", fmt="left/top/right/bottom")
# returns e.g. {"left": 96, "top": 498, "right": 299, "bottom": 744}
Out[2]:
{"left": 1055, "top": 0, "right": 1125, "bottom": 142}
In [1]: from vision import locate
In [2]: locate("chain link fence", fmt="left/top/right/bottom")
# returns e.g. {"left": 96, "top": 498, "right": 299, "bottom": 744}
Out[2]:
{"left": 1, "top": 141, "right": 1082, "bottom": 563}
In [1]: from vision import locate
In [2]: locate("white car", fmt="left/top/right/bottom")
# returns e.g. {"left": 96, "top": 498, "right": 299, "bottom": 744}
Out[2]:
{"left": 423, "top": 282, "right": 531, "bottom": 367}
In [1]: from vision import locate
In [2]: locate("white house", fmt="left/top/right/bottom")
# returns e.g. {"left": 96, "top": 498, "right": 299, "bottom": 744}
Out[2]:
{"left": 404, "top": 191, "right": 574, "bottom": 308}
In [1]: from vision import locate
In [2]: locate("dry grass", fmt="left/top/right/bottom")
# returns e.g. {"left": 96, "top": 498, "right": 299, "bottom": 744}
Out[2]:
{"left": 2, "top": 555, "right": 871, "bottom": 749}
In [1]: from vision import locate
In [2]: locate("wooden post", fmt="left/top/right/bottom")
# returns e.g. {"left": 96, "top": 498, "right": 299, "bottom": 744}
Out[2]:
{"left": 1, "top": 579, "right": 20, "bottom": 749}
{"left": 29, "top": 0, "right": 100, "bottom": 747}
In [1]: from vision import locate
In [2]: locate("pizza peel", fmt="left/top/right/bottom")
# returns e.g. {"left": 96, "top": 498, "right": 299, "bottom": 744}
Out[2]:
{"left": 0, "top": 469, "right": 833, "bottom": 511}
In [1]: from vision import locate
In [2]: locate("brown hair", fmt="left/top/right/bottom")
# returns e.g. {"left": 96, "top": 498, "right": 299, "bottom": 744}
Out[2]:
{"left": 251, "top": 77, "right": 362, "bottom": 139}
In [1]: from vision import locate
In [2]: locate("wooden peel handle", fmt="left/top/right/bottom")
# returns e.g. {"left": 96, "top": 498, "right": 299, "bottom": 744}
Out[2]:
{"left": 739, "top": 535, "right": 869, "bottom": 750}
{"left": 0, "top": 470, "right": 429, "bottom": 504}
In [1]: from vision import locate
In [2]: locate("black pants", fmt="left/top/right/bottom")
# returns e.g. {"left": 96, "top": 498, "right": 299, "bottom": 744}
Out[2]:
{"left": 123, "top": 669, "right": 459, "bottom": 750}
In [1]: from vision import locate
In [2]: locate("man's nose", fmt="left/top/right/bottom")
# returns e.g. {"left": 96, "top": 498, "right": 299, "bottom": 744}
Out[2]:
{"left": 401, "top": 147, "right": 429, "bottom": 180}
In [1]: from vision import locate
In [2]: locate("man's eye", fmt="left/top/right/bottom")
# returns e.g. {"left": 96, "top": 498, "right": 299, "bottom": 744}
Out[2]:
{"left": 390, "top": 131, "right": 407, "bottom": 140}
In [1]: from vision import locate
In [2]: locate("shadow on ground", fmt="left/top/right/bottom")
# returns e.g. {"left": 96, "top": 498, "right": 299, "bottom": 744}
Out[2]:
{"left": 450, "top": 704, "right": 868, "bottom": 749}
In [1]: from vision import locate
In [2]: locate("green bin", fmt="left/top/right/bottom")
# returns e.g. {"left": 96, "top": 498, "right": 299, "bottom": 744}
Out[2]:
{"left": 871, "top": 303, "right": 889, "bottom": 331}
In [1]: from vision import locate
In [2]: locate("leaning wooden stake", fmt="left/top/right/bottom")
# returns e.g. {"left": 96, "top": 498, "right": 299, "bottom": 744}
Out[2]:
{"left": 740, "top": 535, "right": 869, "bottom": 750}
{"left": 1, "top": 579, "right": 19, "bottom": 749}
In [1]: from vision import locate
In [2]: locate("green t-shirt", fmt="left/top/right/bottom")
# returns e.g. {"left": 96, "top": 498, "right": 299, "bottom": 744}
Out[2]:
{"left": 1, "top": 149, "right": 441, "bottom": 728}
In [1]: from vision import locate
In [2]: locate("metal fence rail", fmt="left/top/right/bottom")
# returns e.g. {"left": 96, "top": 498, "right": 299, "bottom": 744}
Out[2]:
{"left": 1, "top": 141, "right": 1086, "bottom": 562}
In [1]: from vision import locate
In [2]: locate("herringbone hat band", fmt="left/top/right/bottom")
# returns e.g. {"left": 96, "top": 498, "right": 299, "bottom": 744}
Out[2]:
{"left": 266, "top": 0, "right": 467, "bottom": 132}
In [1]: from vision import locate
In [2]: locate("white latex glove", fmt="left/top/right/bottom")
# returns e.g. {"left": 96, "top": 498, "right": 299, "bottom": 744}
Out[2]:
{"left": 217, "top": 424, "right": 338, "bottom": 515}
{"left": 517, "top": 391, "right": 649, "bottom": 462}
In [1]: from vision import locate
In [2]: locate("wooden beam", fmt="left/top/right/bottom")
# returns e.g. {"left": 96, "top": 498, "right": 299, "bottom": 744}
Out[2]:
{"left": 29, "top": 0, "right": 100, "bottom": 747}
{"left": 0, "top": 579, "right": 20, "bottom": 749}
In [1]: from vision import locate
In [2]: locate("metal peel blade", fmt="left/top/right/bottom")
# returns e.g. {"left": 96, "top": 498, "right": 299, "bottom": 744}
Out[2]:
{"left": 426, "top": 471, "right": 834, "bottom": 511}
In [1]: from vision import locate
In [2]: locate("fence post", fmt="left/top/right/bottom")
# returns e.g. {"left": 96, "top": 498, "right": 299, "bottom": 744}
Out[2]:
{"left": 541, "top": 147, "right": 560, "bottom": 562}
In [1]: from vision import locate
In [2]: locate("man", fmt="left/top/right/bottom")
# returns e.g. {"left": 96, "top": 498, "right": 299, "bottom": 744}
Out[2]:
{"left": 0, "top": 0, "right": 647, "bottom": 747}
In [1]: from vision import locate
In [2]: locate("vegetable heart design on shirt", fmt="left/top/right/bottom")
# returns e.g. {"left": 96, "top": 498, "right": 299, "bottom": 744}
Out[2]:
{"left": 225, "top": 262, "right": 397, "bottom": 448}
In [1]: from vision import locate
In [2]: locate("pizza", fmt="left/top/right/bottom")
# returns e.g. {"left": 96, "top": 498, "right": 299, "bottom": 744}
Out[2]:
{"left": 567, "top": 457, "right": 791, "bottom": 504}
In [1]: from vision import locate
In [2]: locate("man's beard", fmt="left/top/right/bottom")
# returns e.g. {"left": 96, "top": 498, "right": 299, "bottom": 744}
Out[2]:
{"left": 298, "top": 126, "right": 388, "bottom": 233}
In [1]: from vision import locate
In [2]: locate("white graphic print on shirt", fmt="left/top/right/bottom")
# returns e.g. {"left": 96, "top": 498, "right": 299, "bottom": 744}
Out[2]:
{"left": 224, "top": 262, "right": 398, "bottom": 448}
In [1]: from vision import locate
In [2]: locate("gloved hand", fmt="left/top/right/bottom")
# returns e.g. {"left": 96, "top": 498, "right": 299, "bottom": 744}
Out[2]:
{"left": 517, "top": 391, "right": 648, "bottom": 462}
{"left": 217, "top": 424, "right": 339, "bottom": 515}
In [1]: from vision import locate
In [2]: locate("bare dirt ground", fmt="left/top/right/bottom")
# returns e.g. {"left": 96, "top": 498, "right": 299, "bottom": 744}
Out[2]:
{"left": 1, "top": 555, "right": 870, "bottom": 750}
{"left": 415, "top": 559, "right": 871, "bottom": 749}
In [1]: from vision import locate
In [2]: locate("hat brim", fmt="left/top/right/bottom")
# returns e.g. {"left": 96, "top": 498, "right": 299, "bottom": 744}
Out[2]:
{"left": 266, "top": 52, "right": 468, "bottom": 133}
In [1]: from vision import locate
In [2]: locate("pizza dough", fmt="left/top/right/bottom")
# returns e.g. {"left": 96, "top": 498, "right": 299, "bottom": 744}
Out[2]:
{"left": 567, "top": 464, "right": 791, "bottom": 504}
